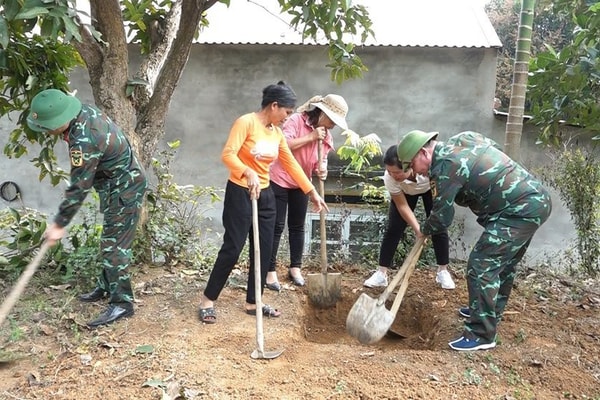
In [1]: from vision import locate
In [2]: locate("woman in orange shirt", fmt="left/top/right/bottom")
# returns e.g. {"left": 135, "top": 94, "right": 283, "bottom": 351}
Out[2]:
{"left": 198, "top": 81, "right": 328, "bottom": 324}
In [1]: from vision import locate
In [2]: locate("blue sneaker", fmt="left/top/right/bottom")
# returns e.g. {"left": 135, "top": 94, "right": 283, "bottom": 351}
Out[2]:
{"left": 448, "top": 336, "right": 496, "bottom": 351}
{"left": 458, "top": 307, "right": 470, "bottom": 318}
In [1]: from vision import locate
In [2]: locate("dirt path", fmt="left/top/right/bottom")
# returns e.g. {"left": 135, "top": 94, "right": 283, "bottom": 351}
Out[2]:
{"left": 1, "top": 264, "right": 599, "bottom": 399}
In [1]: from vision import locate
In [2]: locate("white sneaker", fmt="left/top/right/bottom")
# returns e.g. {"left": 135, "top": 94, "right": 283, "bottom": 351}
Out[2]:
{"left": 436, "top": 270, "right": 456, "bottom": 289}
{"left": 364, "top": 270, "right": 388, "bottom": 288}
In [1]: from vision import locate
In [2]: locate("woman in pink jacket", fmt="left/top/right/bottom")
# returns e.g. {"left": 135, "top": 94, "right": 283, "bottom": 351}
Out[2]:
{"left": 266, "top": 94, "right": 348, "bottom": 289}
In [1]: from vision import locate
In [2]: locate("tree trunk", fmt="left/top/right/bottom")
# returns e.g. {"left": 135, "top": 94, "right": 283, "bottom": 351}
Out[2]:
{"left": 133, "top": 0, "right": 209, "bottom": 167}
{"left": 75, "top": 1, "right": 217, "bottom": 169}
{"left": 504, "top": 0, "right": 536, "bottom": 161}
{"left": 79, "top": 1, "right": 136, "bottom": 136}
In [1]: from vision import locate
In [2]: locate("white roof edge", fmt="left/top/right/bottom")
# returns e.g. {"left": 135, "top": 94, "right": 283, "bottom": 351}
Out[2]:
{"left": 197, "top": 0, "right": 503, "bottom": 49}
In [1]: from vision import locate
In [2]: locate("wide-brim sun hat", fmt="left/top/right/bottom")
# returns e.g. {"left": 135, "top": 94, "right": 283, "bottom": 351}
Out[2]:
{"left": 27, "top": 89, "right": 82, "bottom": 132}
{"left": 298, "top": 94, "right": 349, "bottom": 130}
{"left": 397, "top": 130, "right": 439, "bottom": 166}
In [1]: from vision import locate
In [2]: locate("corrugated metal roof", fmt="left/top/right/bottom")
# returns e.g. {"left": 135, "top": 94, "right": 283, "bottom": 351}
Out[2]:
{"left": 198, "top": 0, "right": 502, "bottom": 48}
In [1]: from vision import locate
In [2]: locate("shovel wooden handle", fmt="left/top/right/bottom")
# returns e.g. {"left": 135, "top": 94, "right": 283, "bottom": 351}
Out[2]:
{"left": 389, "top": 238, "right": 426, "bottom": 315}
{"left": 318, "top": 140, "right": 327, "bottom": 274}
{"left": 0, "top": 241, "right": 51, "bottom": 327}
{"left": 376, "top": 236, "right": 426, "bottom": 306}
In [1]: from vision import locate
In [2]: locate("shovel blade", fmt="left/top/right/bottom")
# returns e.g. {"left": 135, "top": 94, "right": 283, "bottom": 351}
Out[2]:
{"left": 346, "top": 293, "right": 394, "bottom": 344}
{"left": 385, "top": 328, "right": 407, "bottom": 339}
{"left": 306, "top": 272, "right": 342, "bottom": 309}
{"left": 251, "top": 349, "right": 284, "bottom": 359}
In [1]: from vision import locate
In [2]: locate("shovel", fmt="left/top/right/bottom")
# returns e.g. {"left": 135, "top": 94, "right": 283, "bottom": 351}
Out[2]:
{"left": 249, "top": 197, "right": 284, "bottom": 360}
{"left": 306, "top": 140, "right": 341, "bottom": 308}
{"left": 346, "top": 237, "right": 425, "bottom": 344}
{"left": 0, "top": 241, "right": 51, "bottom": 327}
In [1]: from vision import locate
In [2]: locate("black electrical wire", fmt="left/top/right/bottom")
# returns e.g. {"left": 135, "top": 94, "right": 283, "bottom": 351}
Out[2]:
{"left": 0, "top": 181, "right": 21, "bottom": 202}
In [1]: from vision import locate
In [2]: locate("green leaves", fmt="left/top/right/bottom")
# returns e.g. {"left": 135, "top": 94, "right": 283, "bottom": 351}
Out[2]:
{"left": 15, "top": 7, "right": 50, "bottom": 20}
{"left": 327, "top": 41, "right": 368, "bottom": 84}
{"left": 121, "top": 0, "right": 171, "bottom": 54}
{"left": 539, "top": 147, "right": 600, "bottom": 276}
{"left": 0, "top": 208, "right": 48, "bottom": 272}
{"left": 336, "top": 130, "right": 385, "bottom": 203}
{"left": 2, "top": 1, "right": 21, "bottom": 21}
{"left": 1, "top": 32, "right": 82, "bottom": 184}
{"left": 136, "top": 142, "right": 222, "bottom": 269}
{"left": 0, "top": 0, "right": 86, "bottom": 184}
{"left": 0, "top": 16, "right": 9, "bottom": 49}
{"left": 337, "top": 130, "right": 382, "bottom": 175}
{"left": 529, "top": 0, "right": 600, "bottom": 145}
{"left": 278, "top": 0, "right": 374, "bottom": 83}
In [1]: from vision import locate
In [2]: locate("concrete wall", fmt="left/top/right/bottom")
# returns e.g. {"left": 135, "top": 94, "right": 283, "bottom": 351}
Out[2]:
{"left": 0, "top": 44, "right": 574, "bottom": 265}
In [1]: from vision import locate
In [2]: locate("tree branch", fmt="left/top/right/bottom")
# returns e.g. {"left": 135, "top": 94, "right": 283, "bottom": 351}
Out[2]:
{"left": 71, "top": 16, "right": 103, "bottom": 74}
{"left": 89, "top": 0, "right": 128, "bottom": 64}
{"left": 135, "top": 0, "right": 218, "bottom": 159}
{"left": 134, "top": 1, "right": 183, "bottom": 109}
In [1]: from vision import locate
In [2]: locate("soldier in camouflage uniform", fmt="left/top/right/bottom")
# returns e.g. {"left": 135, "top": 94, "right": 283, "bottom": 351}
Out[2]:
{"left": 397, "top": 130, "right": 552, "bottom": 351}
{"left": 27, "top": 89, "right": 147, "bottom": 328}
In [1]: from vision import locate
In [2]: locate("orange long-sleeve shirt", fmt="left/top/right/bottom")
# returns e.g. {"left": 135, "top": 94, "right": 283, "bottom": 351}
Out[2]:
{"left": 221, "top": 113, "right": 315, "bottom": 194}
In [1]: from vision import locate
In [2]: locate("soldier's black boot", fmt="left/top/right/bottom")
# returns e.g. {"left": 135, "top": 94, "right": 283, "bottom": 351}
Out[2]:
{"left": 78, "top": 287, "right": 108, "bottom": 302}
{"left": 87, "top": 303, "right": 134, "bottom": 328}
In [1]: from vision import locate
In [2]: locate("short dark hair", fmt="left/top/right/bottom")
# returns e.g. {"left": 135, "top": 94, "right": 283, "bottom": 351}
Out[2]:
{"left": 305, "top": 107, "right": 322, "bottom": 127}
{"left": 383, "top": 144, "right": 402, "bottom": 169}
{"left": 261, "top": 80, "right": 297, "bottom": 109}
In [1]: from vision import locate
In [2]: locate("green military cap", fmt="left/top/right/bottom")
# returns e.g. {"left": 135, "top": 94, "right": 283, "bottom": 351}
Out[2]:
{"left": 27, "top": 89, "right": 82, "bottom": 132}
{"left": 397, "top": 130, "right": 439, "bottom": 171}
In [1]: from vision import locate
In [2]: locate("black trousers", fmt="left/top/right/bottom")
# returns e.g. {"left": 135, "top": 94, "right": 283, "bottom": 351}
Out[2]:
{"left": 379, "top": 190, "right": 449, "bottom": 267}
{"left": 268, "top": 181, "right": 309, "bottom": 272}
{"left": 203, "top": 180, "right": 276, "bottom": 304}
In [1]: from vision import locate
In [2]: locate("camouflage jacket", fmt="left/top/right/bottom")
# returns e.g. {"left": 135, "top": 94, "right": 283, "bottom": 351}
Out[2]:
{"left": 54, "top": 105, "right": 146, "bottom": 227}
{"left": 421, "top": 131, "right": 547, "bottom": 235}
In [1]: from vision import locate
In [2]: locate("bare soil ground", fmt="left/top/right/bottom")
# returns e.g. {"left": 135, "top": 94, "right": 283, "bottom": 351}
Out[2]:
{"left": 1, "top": 262, "right": 599, "bottom": 400}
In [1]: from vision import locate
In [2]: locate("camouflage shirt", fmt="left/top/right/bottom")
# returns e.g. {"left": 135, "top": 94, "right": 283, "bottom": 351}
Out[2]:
{"left": 54, "top": 105, "right": 145, "bottom": 227}
{"left": 422, "top": 131, "right": 548, "bottom": 235}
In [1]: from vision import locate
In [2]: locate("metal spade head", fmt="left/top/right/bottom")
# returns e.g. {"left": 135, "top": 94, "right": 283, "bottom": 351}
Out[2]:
{"left": 251, "top": 349, "right": 284, "bottom": 359}
{"left": 306, "top": 272, "right": 342, "bottom": 309}
{"left": 346, "top": 293, "right": 395, "bottom": 345}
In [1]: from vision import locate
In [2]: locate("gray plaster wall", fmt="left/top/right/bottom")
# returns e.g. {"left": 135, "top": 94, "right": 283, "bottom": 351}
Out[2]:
{"left": 163, "top": 45, "right": 498, "bottom": 184}
{"left": 0, "top": 44, "right": 574, "bottom": 266}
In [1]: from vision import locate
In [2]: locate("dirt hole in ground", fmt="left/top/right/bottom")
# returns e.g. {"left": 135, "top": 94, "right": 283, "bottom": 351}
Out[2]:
{"left": 301, "top": 287, "right": 444, "bottom": 350}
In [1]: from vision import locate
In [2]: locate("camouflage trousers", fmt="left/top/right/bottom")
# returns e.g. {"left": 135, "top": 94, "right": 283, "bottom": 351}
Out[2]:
{"left": 97, "top": 172, "right": 146, "bottom": 305}
{"left": 464, "top": 190, "right": 552, "bottom": 342}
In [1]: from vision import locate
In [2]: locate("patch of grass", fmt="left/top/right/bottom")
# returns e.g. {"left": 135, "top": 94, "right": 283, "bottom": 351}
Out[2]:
{"left": 6, "top": 318, "right": 24, "bottom": 342}
{"left": 488, "top": 362, "right": 501, "bottom": 375}
{"left": 509, "top": 389, "right": 536, "bottom": 400}
{"left": 0, "top": 348, "right": 26, "bottom": 363}
{"left": 502, "top": 366, "right": 535, "bottom": 399}
{"left": 514, "top": 328, "right": 527, "bottom": 344}
{"left": 506, "top": 367, "right": 523, "bottom": 386}
{"left": 463, "top": 367, "right": 483, "bottom": 385}
{"left": 333, "top": 380, "right": 347, "bottom": 394}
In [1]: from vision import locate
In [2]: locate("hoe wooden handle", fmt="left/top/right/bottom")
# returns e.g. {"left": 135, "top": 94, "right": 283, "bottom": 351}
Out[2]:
{"left": 0, "top": 242, "right": 51, "bottom": 327}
